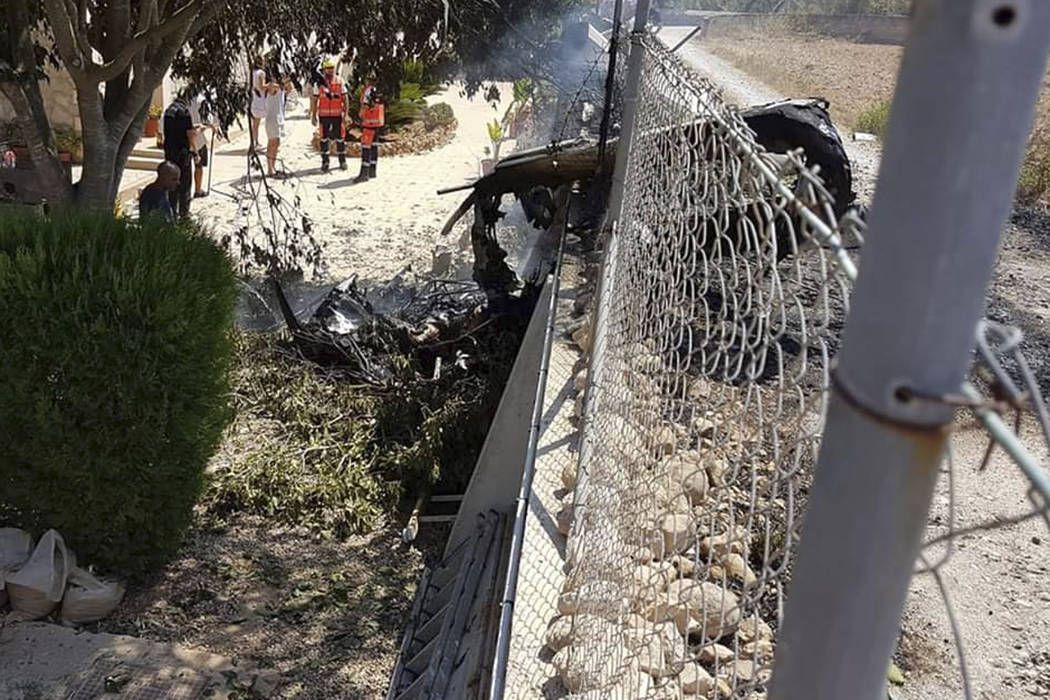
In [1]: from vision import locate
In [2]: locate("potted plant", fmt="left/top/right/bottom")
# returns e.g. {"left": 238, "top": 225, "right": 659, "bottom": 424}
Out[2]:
{"left": 52, "top": 127, "right": 83, "bottom": 165}
{"left": 504, "top": 78, "right": 533, "bottom": 139}
{"left": 144, "top": 104, "right": 162, "bottom": 138}
{"left": 482, "top": 120, "right": 503, "bottom": 175}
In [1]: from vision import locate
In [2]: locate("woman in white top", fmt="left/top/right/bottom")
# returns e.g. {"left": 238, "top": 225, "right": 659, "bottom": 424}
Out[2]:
{"left": 250, "top": 62, "right": 267, "bottom": 151}
{"left": 264, "top": 79, "right": 287, "bottom": 177}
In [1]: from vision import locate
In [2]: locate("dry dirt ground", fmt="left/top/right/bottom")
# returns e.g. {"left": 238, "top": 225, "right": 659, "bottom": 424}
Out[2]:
{"left": 700, "top": 27, "right": 1050, "bottom": 151}
{"left": 661, "top": 25, "right": 1050, "bottom": 700}
{"left": 92, "top": 518, "right": 449, "bottom": 700}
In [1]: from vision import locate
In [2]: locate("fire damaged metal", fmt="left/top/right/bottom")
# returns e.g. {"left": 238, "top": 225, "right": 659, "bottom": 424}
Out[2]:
{"left": 272, "top": 272, "right": 534, "bottom": 386}
{"left": 438, "top": 98, "right": 856, "bottom": 260}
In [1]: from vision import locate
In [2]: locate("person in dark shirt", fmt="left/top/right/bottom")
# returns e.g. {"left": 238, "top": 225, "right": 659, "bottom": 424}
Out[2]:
{"left": 162, "top": 97, "right": 198, "bottom": 218}
{"left": 139, "top": 162, "right": 181, "bottom": 221}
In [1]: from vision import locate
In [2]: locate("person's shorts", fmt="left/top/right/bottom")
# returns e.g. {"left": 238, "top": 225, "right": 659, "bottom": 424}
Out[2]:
{"left": 197, "top": 145, "right": 209, "bottom": 168}
{"left": 251, "top": 101, "right": 266, "bottom": 119}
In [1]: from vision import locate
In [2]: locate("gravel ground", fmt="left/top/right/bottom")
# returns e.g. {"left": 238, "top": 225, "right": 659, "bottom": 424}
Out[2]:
{"left": 661, "top": 25, "right": 1050, "bottom": 700}
{"left": 91, "top": 516, "right": 448, "bottom": 700}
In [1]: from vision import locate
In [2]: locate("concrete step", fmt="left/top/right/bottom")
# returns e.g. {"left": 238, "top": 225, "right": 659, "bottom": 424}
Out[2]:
{"left": 130, "top": 147, "right": 164, "bottom": 159}
{"left": 126, "top": 156, "right": 164, "bottom": 172}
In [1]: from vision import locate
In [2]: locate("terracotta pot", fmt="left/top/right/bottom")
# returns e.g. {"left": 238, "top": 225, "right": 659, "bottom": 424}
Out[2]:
{"left": 12, "top": 146, "right": 30, "bottom": 168}
{"left": 58, "top": 152, "right": 72, "bottom": 164}
{"left": 143, "top": 118, "right": 159, "bottom": 138}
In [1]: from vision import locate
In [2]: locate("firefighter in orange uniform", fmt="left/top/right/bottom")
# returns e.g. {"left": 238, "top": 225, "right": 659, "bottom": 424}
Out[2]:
{"left": 355, "top": 81, "right": 385, "bottom": 182}
{"left": 310, "top": 58, "right": 350, "bottom": 172}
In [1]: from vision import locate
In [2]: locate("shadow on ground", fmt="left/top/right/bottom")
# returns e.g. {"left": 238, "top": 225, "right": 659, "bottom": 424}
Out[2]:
{"left": 93, "top": 515, "right": 447, "bottom": 700}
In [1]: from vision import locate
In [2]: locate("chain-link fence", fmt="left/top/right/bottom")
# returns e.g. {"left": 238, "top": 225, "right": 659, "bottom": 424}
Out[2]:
{"left": 494, "top": 10, "right": 1050, "bottom": 697}
{"left": 501, "top": 32, "right": 862, "bottom": 698}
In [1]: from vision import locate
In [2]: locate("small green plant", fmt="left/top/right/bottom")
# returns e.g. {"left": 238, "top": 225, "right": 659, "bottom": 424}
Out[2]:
{"left": 148, "top": 104, "right": 163, "bottom": 120}
{"left": 383, "top": 82, "right": 427, "bottom": 129}
{"left": 52, "top": 126, "right": 83, "bottom": 161}
{"left": 487, "top": 119, "right": 504, "bottom": 160}
{"left": 0, "top": 211, "right": 237, "bottom": 578}
{"left": 1018, "top": 135, "right": 1050, "bottom": 206}
{"left": 855, "top": 100, "right": 892, "bottom": 139}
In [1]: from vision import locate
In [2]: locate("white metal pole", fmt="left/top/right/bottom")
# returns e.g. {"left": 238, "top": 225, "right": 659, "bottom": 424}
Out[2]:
{"left": 769, "top": 2, "right": 1050, "bottom": 700}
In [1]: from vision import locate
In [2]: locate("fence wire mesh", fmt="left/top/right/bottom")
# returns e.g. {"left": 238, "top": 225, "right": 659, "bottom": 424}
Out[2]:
{"left": 500, "top": 24, "right": 1050, "bottom": 700}
{"left": 503, "top": 33, "right": 860, "bottom": 699}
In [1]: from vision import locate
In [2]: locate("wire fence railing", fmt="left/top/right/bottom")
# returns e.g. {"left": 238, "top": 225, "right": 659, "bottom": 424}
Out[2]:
{"left": 507, "top": 32, "right": 859, "bottom": 699}
{"left": 501, "top": 22, "right": 1050, "bottom": 700}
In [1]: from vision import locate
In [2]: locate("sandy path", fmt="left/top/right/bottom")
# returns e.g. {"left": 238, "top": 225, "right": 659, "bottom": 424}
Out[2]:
{"left": 661, "top": 25, "right": 1050, "bottom": 700}
{"left": 189, "top": 83, "right": 513, "bottom": 282}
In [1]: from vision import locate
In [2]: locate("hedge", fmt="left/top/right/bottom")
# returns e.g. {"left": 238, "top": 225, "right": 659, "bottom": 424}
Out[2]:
{"left": 0, "top": 212, "right": 236, "bottom": 577}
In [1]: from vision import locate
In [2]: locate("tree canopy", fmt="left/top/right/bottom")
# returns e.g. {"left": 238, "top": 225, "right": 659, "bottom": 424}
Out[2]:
{"left": 0, "top": 0, "right": 587, "bottom": 209}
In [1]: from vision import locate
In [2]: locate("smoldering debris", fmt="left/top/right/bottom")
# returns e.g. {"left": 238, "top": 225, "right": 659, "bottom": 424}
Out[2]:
{"left": 273, "top": 271, "right": 534, "bottom": 386}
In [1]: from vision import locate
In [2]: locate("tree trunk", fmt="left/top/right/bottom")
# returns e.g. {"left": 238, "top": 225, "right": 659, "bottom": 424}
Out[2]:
{"left": 0, "top": 83, "right": 75, "bottom": 206}
{"left": 75, "top": 123, "right": 121, "bottom": 210}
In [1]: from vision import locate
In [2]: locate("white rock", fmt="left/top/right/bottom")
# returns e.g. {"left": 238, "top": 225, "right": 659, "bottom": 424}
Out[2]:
{"left": 633, "top": 562, "right": 677, "bottom": 605}
{"left": 545, "top": 616, "right": 575, "bottom": 651}
{"left": 566, "top": 670, "right": 653, "bottom": 699}
{"left": 556, "top": 503, "right": 574, "bottom": 536}
{"left": 573, "top": 368, "right": 589, "bottom": 392}
{"left": 671, "top": 554, "right": 698, "bottom": 577}
{"left": 553, "top": 645, "right": 605, "bottom": 693}
{"left": 741, "top": 639, "right": 775, "bottom": 662}
{"left": 572, "top": 326, "right": 593, "bottom": 353}
{"left": 687, "top": 377, "right": 714, "bottom": 402}
{"left": 661, "top": 513, "right": 696, "bottom": 557}
{"left": 699, "top": 642, "right": 736, "bottom": 666}
{"left": 705, "top": 455, "right": 729, "bottom": 487}
{"left": 660, "top": 452, "right": 710, "bottom": 505}
{"left": 652, "top": 425, "right": 677, "bottom": 456}
{"left": 633, "top": 352, "right": 664, "bottom": 374}
{"left": 718, "top": 658, "right": 771, "bottom": 685}
{"left": 679, "top": 662, "right": 717, "bottom": 695}
{"left": 624, "top": 628, "right": 667, "bottom": 678}
{"left": 668, "top": 580, "right": 742, "bottom": 641}
{"left": 561, "top": 460, "right": 578, "bottom": 490}
{"left": 654, "top": 620, "right": 690, "bottom": 676}
{"left": 558, "top": 580, "right": 625, "bottom": 619}
{"left": 736, "top": 615, "right": 774, "bottom": 644}
{"left": 725, "top": 553, "right": 758, "bottom": 587}
{"left": 700, "top": 528, "right": 750, "bottom": 559}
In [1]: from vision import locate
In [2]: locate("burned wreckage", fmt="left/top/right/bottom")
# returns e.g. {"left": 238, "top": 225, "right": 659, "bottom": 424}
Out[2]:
{"left": 275, "top": 99, "right": 854, "bottom": 385}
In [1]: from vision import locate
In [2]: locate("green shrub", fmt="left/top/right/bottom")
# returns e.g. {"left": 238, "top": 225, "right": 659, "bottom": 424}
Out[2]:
{"left": 855, "top": 100, "right": 892, "bottom": 139}
{"left": 0, "top": 212, "right": 237, "bottom": 578}
{"left": 1018, "top": 135, "right": 1050, "bottom": 206}
{"left": 385, "top": 82, "right": 427, "bottom": 130}
{"left": 401, "top": 59, "right": 442, "bottom": 96}
{"left": 421, "top": 103, "right": 455, "bottom": 132}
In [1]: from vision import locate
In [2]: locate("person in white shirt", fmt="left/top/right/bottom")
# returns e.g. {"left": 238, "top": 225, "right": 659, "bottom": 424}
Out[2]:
{"left": 264, "top": 79, "right": 287, "bottom": 177}
{"left": 187, "top": 94, "right": 217, "bottom": 198}
{"left": 250, "top": 60, "right": 268, "bottom": 152}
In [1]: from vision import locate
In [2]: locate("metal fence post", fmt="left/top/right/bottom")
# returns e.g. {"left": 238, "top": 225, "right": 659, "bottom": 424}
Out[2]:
{"left": 606, "top": 0, "right": 650, "bottom": 221}
{"left": 768, "top": 2, "right": 1050, "bottom": 700}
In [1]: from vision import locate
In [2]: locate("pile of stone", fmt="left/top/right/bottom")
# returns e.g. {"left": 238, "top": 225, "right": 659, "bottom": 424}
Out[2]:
{"left": 547, "top": 257, "right": 780, "bottom": 699}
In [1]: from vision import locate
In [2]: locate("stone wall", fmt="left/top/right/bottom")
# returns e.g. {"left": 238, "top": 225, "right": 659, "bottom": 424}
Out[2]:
{"left": 0, "top": 64, "right": 81, "bottom": 131}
